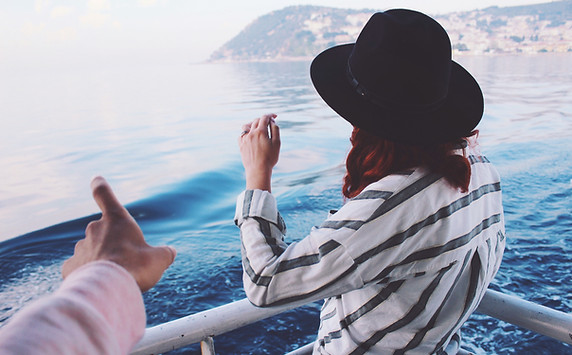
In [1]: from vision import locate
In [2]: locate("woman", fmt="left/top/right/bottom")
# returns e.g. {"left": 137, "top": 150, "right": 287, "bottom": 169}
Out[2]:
{"left": 237, "top": 9, "right": 504, "bottom": 354}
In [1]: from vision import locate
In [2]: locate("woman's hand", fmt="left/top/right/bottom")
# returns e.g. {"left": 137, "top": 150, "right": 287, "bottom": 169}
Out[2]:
{"left": 238, "top": 113, "right": 281, "bottom": 192}
{"left": 62, "top": 176, "right": 176, "bottom": 292}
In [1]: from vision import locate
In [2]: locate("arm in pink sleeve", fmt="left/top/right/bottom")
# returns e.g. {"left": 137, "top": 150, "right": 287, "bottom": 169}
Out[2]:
{"left": 0, "top": 260, "right": 146, "bottom": 355}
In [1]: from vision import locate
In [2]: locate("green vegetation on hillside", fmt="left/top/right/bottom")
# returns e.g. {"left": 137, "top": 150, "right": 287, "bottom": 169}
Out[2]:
{"left": 209, "top": 1, "right": 572, "bottom": 62}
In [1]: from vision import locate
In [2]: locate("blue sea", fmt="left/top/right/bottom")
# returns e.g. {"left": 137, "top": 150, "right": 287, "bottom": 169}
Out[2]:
{"left": 0, "top": 54, "right": 571, "bottom": 354}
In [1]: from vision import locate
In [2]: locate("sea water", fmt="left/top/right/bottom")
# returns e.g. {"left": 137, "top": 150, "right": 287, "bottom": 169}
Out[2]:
{"left": 0, "top": 54, "right": 571, "bottom": 354}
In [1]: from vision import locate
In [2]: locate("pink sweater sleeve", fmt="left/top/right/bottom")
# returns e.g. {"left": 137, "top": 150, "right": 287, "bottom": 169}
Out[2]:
{"left": 0, "top": 260, "right": 146, "bottom": 355}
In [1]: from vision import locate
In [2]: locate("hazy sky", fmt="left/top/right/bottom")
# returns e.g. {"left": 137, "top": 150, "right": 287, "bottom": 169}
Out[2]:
{"left": 0, "top": 0, "right": 554, "bottom": 68}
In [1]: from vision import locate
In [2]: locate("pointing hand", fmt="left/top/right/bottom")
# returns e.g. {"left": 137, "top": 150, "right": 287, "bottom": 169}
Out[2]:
{"left": 62, "top": 176, "right": 176, "bottom": 292}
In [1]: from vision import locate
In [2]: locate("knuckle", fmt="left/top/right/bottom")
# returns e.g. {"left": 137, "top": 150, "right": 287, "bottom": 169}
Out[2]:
{"left": 74, "top": 239, "right": 85, "bottom": 252}
{"left": 85, "top": 220, "right": 98, "bottom": 234}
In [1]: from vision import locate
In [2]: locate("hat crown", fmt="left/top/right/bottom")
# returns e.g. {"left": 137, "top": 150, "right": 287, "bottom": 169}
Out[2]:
{"left": 309, "top": 8, "right": 484, "bottom": 144}
{"left": 348, "top": 10, "right": 452, "bottom": 111}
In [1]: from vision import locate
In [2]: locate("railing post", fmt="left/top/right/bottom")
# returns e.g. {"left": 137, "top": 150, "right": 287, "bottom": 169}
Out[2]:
{"left": 132, "top": 298, "right": 310, "bottom": 354}
{"left": 200, "top": 337, "right": 215, "bottom": 355}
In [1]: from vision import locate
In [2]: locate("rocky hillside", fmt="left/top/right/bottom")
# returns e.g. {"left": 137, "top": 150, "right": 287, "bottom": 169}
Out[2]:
{"left": 209, "top": 1, "right": 572, "bottom": 62}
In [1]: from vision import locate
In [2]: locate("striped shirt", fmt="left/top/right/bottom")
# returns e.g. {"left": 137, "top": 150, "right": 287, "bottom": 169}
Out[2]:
{"left": 235, "top": 148, "right": 505, "bottom": 354}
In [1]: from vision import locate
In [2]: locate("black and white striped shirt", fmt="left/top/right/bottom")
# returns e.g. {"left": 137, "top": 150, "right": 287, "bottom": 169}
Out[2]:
{"left": 235, "top": 148, "right": 505, "bottom": 354}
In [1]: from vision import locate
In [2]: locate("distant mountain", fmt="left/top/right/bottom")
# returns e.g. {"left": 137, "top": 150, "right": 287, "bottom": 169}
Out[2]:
{"left": 209, "top": 6, "right": 371, "bottom": 62}
{"left": 209, "top": 1, "right": 572, "bottom": 62}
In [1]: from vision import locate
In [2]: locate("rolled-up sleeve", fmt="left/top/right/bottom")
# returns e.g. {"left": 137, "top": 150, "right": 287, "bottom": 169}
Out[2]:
{"left": 235, "top": 190, "right": 364, "bottom": 307}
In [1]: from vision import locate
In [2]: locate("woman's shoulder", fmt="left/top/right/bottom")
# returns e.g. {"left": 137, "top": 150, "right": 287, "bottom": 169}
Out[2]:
{"left": 331, "top": 169, "right": 427, "bottom": 218}
{"left": 355, "top": 169, "right": 419, "bottom": 199}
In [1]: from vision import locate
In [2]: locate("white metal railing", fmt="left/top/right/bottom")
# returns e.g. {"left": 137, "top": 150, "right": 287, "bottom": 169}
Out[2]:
{"left": 131, "top": 289, "right": 572, "bottom": 355}
{"left": 131, "top": 298, "right": 312, "bottom": 355}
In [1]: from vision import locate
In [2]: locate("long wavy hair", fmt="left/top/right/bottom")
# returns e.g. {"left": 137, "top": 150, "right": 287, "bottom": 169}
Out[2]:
{"left": 342, "top": 127, "right": 476, "bottom": 199}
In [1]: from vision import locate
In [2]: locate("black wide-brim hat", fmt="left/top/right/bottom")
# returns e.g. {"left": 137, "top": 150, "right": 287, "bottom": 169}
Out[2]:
{"left": 310, "top": 9, "right": 484, "bottom": 145}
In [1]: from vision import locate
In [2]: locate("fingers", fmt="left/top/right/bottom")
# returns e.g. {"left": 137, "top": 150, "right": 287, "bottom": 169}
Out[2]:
{"left": 242, "top": 122, "right": 252, "bottom": 133}
{"left": 158, "top": 245, "right": 177, "bottom": 267}
{"left": 264, "top": 113, "right": 277, "bottom": 121}
{"left": 258, "top": 114, "right": 277, "bottom": 134}
{"left": 137, "top": 245, "right": 177, "bottom": 292}
{"left": 251, "top": 117, "right": 260, "bottom": 130}
{"left": 242, "top": 114, "right": 277, "bottom": 136}
{"left": 90, "top": 176, "right": 128, "bottom": 218}
{"left": 239, "top": 114, "right": 278, "bottom": 146}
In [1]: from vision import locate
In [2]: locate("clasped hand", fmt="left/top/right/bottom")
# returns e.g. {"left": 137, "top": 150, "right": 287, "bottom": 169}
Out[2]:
{"left": 239, "top": 113, "right": 281, "bottom": 192}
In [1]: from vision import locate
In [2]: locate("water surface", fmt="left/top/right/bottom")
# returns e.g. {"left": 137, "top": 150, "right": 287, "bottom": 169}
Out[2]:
{"left": 0, "top": 54, "right": 571, "bottom": 354}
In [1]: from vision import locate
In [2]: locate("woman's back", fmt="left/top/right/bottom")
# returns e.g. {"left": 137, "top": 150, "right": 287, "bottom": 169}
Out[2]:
{"left": 314, "top": 147, "right": 504, "bottom": 354}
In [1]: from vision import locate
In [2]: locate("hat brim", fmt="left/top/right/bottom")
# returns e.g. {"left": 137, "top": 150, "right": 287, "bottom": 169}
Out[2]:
{"left": 310, "top": 44, "right": 484, "bottom": 144}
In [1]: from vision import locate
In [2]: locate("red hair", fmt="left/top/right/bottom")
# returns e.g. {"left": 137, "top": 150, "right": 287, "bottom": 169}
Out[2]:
{"left": 343, "top": 127, "right": 475, "bottom": 199}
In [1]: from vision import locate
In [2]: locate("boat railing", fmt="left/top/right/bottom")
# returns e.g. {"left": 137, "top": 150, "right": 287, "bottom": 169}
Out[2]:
{"left": 131, "top": 289, "right": 572, "bottom": 355}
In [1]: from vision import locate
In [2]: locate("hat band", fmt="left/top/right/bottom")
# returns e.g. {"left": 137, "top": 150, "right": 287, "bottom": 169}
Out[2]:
{"left": 346, "top": 63, "right": 448, "bottom": 115}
